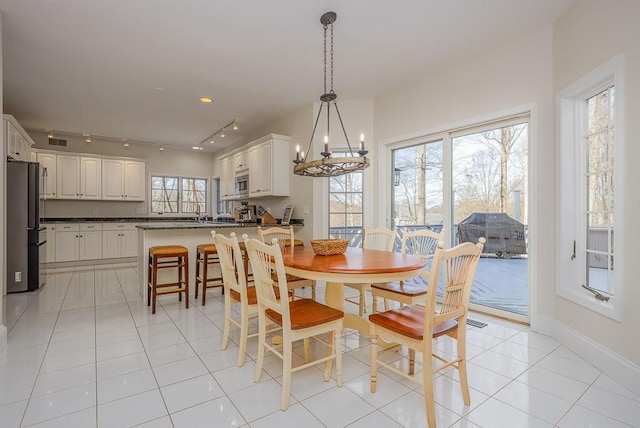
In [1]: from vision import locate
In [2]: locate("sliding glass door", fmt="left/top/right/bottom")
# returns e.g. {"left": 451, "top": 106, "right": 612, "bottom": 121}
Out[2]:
{"left": 390, "top": 117, "right": 529, "bottom": 320}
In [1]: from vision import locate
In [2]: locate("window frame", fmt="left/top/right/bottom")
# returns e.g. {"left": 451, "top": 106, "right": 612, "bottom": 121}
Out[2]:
{"left": 556, "top": 55, "right": 625, "bottom": 321}
{"left": 149, "top": 174, "right": 210, "bottom": 217}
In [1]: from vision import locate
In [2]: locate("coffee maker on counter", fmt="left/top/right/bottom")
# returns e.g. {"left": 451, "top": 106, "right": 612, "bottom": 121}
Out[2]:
{"left": 235, "top": 202, "right": 256, "bottom": 223}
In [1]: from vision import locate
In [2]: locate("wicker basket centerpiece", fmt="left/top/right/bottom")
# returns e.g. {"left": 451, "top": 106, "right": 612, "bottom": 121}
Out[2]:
{"left": 310, "top": 239, "right": 349, "bottom": 256}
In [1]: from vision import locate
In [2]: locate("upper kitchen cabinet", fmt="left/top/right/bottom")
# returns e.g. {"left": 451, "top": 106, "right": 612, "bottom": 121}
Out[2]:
{"left": 220, "top": 156, "right": 235, "bottom": 200}
{"left": 234, "top": 150, "right": 249, "bottom": 173}
{"left": 248, "top": 135, "right": 290, "bottom": 197}
{"left": 4, "top": 114, "right": 34, "bottom": 162}
{"left": 56, "top": 155, "right": 102, "bottom": 199}
{"left": 36, "top": 152, "right": 57, "bottom": 198}
{"left": 102, "top": 159, "right": 146, "bottom": 201}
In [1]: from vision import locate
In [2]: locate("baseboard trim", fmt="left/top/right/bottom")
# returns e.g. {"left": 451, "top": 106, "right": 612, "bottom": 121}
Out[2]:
{"left": 553, "top": 320, "right": 640, "bottom": 397}
{"left": 0, "top": 324, "right": 7, "bottom": 353}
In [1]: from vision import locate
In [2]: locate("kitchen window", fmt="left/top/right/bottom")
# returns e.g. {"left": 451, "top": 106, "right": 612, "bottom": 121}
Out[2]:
{"left": 557, "top": 55, "right": 624, "bottom": 320}
{"left": 151, "top": 175, "right": 208, "bottom": 215}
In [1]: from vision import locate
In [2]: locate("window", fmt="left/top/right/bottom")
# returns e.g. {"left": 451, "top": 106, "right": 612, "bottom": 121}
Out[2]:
{"left": 214, "top": 177, "right": 233, "bottom": 215}
{"left": 557, "top": 55, "right": 624, "bottom": 320}
{"left": 329, "top": 152, "right": 364, "bottom": 245}
{"left": 151, "top": 175, "right": 208, "bottom": 214}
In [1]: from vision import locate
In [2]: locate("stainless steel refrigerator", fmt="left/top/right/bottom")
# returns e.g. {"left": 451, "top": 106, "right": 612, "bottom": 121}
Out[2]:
{"left": 6, "top": 160, "right": 46, "bottom": 292}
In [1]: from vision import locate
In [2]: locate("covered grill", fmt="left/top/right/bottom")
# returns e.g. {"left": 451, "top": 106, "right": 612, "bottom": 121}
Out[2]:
{"left": 457, "top": 213, "right": 526, "bottom": 257}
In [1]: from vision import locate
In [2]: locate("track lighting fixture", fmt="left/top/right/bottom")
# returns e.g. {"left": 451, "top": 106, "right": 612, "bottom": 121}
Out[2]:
{"left": 199, "top": 119, "right": 239, "bottom": 146}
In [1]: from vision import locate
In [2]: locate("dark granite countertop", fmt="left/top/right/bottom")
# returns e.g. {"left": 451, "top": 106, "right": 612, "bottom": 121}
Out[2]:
{"left": 42, "top": 217, "right": 304, "bottom": 228}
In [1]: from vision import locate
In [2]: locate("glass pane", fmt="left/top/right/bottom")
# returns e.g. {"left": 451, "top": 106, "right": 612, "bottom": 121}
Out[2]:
{"left": 588, "top": 133, "right": 610, "bottom": 174}
{"left": 588, "top": 173, "right": 613, "bottom": 214}
{"left": 452, "top": 123, "right": 529, "bottom": 316}
{"left": 588, "top": 89, "right": 610, "bottom": 134}
{"left": 347, "top": 193, "right": 363, "bottom": 212}
{"left": 181, "top": 178, "right": 207, "bottom": 213}
{"left": 329, "top": 194, "right": 346, "bottom": 213}
{"left": 587, "top": 213, "right": 611, "bottom": 249}
{"left": 392, "top": 140, "right": 443, "bottom": 228}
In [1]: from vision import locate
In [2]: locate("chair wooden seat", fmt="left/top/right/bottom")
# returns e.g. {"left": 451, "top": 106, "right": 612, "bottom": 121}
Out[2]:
{"left": 266, "top": 298, "right": 344, "bottom": 330}
{"left": 369, "top": 305, "right": 458, "bottom": 340}
{"left": 370, "top": 238, "right": 485, "bottom": 428}
{"left": 150, "top": 245, "right": 189, "bottom": 257}
{"left": 147, "top": 245, "right": 189, "bottom": 314}
{"left": 246, "top": 237, "right": 344, "bottom": 411}
{"left": 370, "top": 277, "right": 428, "bottom": 297}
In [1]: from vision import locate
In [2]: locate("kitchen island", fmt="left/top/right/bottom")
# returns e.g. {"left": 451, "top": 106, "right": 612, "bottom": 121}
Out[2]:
{"left": 136, "top": 222, "right": 302, "bottom": 301}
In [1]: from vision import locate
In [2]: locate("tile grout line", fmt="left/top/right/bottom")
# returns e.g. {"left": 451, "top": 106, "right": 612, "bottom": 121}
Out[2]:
{"left": 19, "top": 267, "right": 76, "bottom": 428}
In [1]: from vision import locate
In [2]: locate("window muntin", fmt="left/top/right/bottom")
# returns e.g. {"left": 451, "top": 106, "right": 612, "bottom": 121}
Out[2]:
{"left": 151, "top": 175, "right": 208, "bottom": 214}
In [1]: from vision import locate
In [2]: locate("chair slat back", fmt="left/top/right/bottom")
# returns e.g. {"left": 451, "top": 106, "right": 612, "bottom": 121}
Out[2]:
{"left": 401, "top": 228, "right": 445, "bottom": 274}
{"left": 257, "top": 225, "right": 295, "bottom": 249}
{"left": 432, "top": 238, "right": 485, "bottom": 326}
{"left": 212, "top": 232, "right": 247, "bottom": 298}
{"left": 363, "top": 227, "right": 397, "bottom": 252}
{"left": 245, "top": 238, "right": 291, "bottom": 325}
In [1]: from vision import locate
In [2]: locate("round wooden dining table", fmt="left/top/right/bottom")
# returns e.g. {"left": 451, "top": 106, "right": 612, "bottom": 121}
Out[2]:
{"left": 280, "top": 245, "right": 426, "bottom": 336}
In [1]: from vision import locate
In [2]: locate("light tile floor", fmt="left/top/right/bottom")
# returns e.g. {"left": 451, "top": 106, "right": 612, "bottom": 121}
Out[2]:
{"left": 1, "top": 263, "right": 639, "bottom": 427}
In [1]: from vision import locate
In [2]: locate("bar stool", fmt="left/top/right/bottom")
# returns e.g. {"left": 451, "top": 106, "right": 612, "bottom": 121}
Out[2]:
{"left": 147, "top": 245, "right": 189, "bottom": 314}
{"left": 195, "top": 243, "right": 224, "bottom": 306}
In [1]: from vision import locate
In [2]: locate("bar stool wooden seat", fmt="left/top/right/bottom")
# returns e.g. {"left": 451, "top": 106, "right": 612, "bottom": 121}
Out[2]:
{"left": 195, "top": 243, "right": 224, "bottom": 306}
{"left": 147, "top": 245, "right": 189, "bottom": 314}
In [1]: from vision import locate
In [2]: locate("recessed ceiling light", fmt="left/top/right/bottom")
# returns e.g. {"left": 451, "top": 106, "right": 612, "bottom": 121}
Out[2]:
{"left": 123, "top": 143, "right": 129, "bottom": 147}
{"left": 200, "top": 97, "right": 213, "bottom": 103}
{"left": 159, "top": 147, "right": 164, "bottom": 151}
{"left": 85, "top": 137, "right": 91, "bottom": 143}
{"left": 155, "top": 87, "right": 167, "bottom": 92}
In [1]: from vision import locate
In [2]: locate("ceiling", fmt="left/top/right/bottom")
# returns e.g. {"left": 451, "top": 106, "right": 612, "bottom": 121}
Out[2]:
{"left": 0, "top": 0, "right": 576, "bottom": 153}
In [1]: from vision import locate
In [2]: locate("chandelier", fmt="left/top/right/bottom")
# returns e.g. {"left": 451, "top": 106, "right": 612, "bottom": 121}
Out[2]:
{"left": 293, "top": 11, "right": 370, "bottom": 177}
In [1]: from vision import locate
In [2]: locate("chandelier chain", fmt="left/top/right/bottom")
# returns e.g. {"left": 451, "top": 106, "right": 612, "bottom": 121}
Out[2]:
{"left": 323, "top": 24, "right": 328, "bottom": 95}
{"left": 330, "top": 22, "right": 334, "bottom": 92}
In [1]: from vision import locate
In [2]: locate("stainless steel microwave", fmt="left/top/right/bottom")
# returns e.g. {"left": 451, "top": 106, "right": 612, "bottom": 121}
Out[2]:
{"left": 235, "top": 174, "right": 249, "bottom": 197}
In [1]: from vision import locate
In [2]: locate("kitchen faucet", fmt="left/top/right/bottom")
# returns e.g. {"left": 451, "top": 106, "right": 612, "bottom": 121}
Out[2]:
{"left": 195, "top": 205, "right": 201, "bottom": 222}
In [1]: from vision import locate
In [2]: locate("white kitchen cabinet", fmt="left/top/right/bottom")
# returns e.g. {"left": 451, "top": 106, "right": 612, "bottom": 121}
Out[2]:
{"left": 56, "top": 155, "right": 102, "bottom": 200}
{"left": 80, "top": 157, "right": 102, "bottom": 199}
{"left": 56, "top": 155, "right": 81, "bottom": 198}
{"left": 102, "top": 159, "right": 145, "bottom": 201}
{"left": 248, "top": 135, "right": 290, "bottom": 197}
{"left": 234, "top": 150, "right": 249, "bottom": 173}
{"left": 43, "top": 224, "right": 56, "bottom": 263}
{"left": 79, "top": 223, "right": 102, "bottom": 260}
{"left": 54, "top": 223, "right": 103, "bottom": 261}
{"left": 102, "top": 223, "right": 138, "bottom": 258}
{"left": 37, "top": 152, "right": 57, "bottom": 198}
{"left": 220, "top": 156, "right": 235, "bottom": 200}
{"left": 4, "top": 115, "right": 34, "bottom": 162}
{"left": 55, "top": 224, "right": 80, "bottom": 262}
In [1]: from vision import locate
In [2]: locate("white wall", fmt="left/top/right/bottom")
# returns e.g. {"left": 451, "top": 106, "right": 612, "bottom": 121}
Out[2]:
{"left": 552, "top": 0, "right": 640, "bottom": 366}
{"left": 30, "top": 132, "right": 214, "bottom": 218}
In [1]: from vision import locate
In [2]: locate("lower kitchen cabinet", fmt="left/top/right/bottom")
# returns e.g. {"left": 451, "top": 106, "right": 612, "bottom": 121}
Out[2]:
{"left": 44, "top": 224, "right": 56, "bottom": 263}
{"left": 55, "top": 225, "right": 80, "bottom": 262}
{"left": 102, "top": 223, "right": 138, "bottom": 258}
{"left": 54, "top": 223, "right": 102, "bottom": 262}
